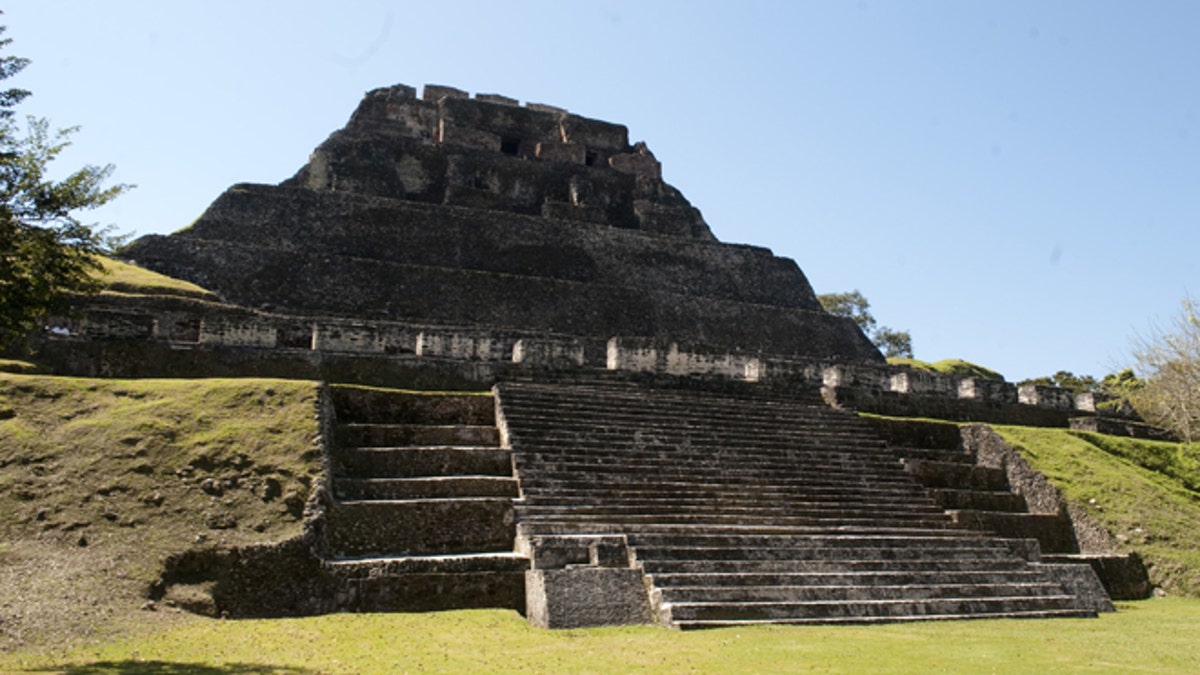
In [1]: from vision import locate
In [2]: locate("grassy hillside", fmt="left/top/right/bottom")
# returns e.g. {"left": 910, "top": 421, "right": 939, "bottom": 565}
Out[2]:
{"left": 887, "top": 357, "right": 1005, "bottom": 381}
{"left": 0, "top": 374, "right": 320, "bottom": 653}
{"left": 993, "top": 426, "right": 1200, "bottom": 596}
{"left": 94, "top": 257, "right": 219, "bottom": 301}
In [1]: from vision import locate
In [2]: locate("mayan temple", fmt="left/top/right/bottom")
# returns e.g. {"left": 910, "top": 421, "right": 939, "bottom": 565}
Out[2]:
{"left": 37, "top": 84, "right": 1148, "bottom": 628}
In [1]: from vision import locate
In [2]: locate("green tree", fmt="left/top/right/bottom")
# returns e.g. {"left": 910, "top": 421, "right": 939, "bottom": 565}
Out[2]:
{"left": 818, "top": 290, "right": 913, "bottom": 358}
{"left": 0, "top": 23, "right": 129, "bottom": 348}
{"left": 1128, "top": 296, "right": 1200, "bottom": 444}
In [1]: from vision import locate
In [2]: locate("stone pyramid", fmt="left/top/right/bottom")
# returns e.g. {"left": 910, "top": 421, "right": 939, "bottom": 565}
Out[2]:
{"left": 122, "top": 83, "right": 880, "bottom": 363}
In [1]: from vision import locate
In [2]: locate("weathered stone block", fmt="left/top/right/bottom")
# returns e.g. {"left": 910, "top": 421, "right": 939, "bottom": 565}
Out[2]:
{"left": 511, "top": 338, "right": 585, "bottom": 368}
{"left": 422, "top": 84, "right": 469, "bottom": 101}
{"left": 535, "top": 141, "right": 586, "bottom": 164}
{"left": 438, "top": 122, "right": 501, "bottom": 151}
{"left": 525, "top": 568, "right": 653, "bottom": 628}
{"left": 609, "top": 152, "right": 661, "bottom": 179}
{"left": 1019, "top": 384, "right": 1076, "bottom": 410}
{"left": 889, "top": 370, "right": 955, "bottom": 396}
{"left": 198, "top": 317, "right": 277, "bottom": 348}
{"left": 525, "top": 102, "right": 567, "bottom": 114}
{"left": 957, "top": 377, "right": 1018, "bottom": 404}
{"left": 475, "top": 93, "right": 518, "bottom": 106}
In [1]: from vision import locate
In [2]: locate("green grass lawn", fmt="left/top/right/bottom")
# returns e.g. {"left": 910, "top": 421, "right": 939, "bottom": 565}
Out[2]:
{"left": 3, "top": 599, "right": 1198, "bottom": 674}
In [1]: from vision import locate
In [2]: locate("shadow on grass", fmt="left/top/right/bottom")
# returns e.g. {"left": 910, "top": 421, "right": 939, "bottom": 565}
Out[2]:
{"left": 44, "top": 661, "right": 318, "bottom": 674}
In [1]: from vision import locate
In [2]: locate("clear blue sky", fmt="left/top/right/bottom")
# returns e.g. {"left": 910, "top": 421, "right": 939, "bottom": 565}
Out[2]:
{"left": 6, "top": 1, "right": 1198, "bottom": 382}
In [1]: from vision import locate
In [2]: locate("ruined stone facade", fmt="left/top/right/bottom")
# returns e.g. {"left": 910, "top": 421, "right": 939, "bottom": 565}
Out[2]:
{"left": 120, "top": 84, "right": 880, "bottom": 362}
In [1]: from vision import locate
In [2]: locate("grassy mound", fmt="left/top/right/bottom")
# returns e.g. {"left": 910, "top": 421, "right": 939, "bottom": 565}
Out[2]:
{"left": 887, "top": 357, "right": 1005, "bottom": 381}
{"left": 994, "top": 426, "right": 1200, "bottom": 596}
{"left": 95, "top": 257, "right": 219, "bottom": 301}
{"left": 0, "top": 374, "right": 320, "bottom": 653}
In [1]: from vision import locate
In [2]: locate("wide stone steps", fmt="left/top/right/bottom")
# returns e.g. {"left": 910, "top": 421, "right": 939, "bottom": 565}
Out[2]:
{"left": 518, "top": 494, "right": 941, "bottom": 510}
{"left": 334, "top": 476, "right": 519, "bottom": 500}
{"left": 514, "top": 513, "right": 954, "bottom": 529}
{"left": 664, "top": 596, "right": 1088, "bottom": 625}
{"left": 517, "top": 483, "right": 934, "bottom": 500}
{"left": 516, "top": 503, "right": 947, "bottom": 519}
{"left": 626, "top": 532, "right": 997, "bottom": 549}
{"left": 335, "top": 446, "right": 513, "bottom": 478}
{"left": 903, "top": 460, "right": 1009, "bottom": 491}
{"left": 325, "top": 498, "right": 516, "bottom": 557}
{"left": 645, "top": 568, "right": 1054, "bottom": 588}
{"left": 336, "top": 423, "right": 500, "bottom": 448}
{"left": 516, "top": 456, "right": 916, "bottom": 478}
{"left": 928, "top": 488, "right": 1028, "bottom": 512}
{"left": 634, "top": 545, "right": 1018, "bottom": 563}
{"left": 656, "top": 582, "right": 1069, "bottom": 603}
{"left": 321, "top": 384, "right": 522, "bottom": 612}
{"left": 518, "top": 522, "right": 971, "bottom": 538}
{"left": 495, "top": 381, "right": 1094, "bottom": 627}
{"left": 508, "top": 429, "right": 889, "bottom": 453}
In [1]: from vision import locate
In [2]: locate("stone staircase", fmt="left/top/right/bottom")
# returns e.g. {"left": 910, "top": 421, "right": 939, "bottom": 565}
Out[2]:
{"left": 496, "top": 381, "right": 1101, "bottom": 628}
{"left": 873, "top": 419, "right": 1081, "bottom": 556}
{"left": 320, "top": 384, "right": 527, "bottom": 612}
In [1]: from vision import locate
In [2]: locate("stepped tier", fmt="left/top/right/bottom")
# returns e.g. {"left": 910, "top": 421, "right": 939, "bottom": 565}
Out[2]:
{"left": 119, "top": 83, "right": 881, "bottom": 362}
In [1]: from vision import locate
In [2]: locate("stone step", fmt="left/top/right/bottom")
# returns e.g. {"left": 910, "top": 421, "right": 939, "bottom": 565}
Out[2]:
{"left": 516, "top": 474, "right": 926, "bottom": 492}
{"left": 336, "top": 423, "right": 500, "bottom": 448}
{"left": 498, "top": 388, "right": 847, "bottom": 422}
{"left": 672, "top": 608, "right": 1095, "bottom": 628}
{"left": 645, "top": 568, "right": 1052, "bottom": 588}
{"left": 515, "top": 513, "right": 954, "bottom": 529}
{"left": 507, "top": 428, "right": 888, "bottom": 452}
{"left": 928, "top": 488, "right": 1028, "bottom": 512}
{"left": 633, "top": 544, "right": 1017, "bottom": 563}
{"left": 331, "top": 385, "right": 495, "bottom": 425}
{"left": 511, "top": 439, "right": 898, "bottom": 460}
{"left": 324, "top": 551, "right": 529, "bottom": 576}
{"left": 512, "top": 448, "right": 903, "bottom": 468}
{"left": 513, "top": 461, "right": 918, "bottom": 484}
{"left": 334, "top": 446, "right": 512, "bottom": 478}
{"left": 501, "top": 409, "right": 879, "bottom": 433}
{"left": 516, "top": 483, "right": 933, "bottom": 500}
{"left": 656, "top": 582, "right": 1070, "bottom": 604}
{"left": 627, "top": 532, "right": 996, "bottom": 549}
{"left": 903, "top": 460, "right": 1010, "bottom": 491}
{"left": 950, "top": 510, "right": 1079, "bottom": 555}
{"left": 516, "top": 503, "right": 948, "bottom": 519}
{"left": 518, "top": 522, "right": 969, "bottom": 538}
{"left": 334, "top": 476, "right": 519, "bottom": 500}
{"left": 664, "top": 595, "right": 1088, "bottom": 623}
{"left": 519, "top": 494, "right": 943, "bottom": 510}
{"left": 325, "top": 498, "right": 514, "bottom": 557}
{"left": 893, "top": 447, "right": 975, "bottom": 464}
{"left": 641, "top": 558, "right": 1031, "bottom": 575}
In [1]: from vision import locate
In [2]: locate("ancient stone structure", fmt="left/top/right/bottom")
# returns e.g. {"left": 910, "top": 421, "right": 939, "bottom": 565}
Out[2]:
{"left": 119, "top": 83, "right": 879, "bottom": 363}
{"left": 33, "top": 83, "right": 1151, "bottom": 627}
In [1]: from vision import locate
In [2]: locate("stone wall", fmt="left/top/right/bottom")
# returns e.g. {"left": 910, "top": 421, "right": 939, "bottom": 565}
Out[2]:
{"left": 41, "top": 292, "right": 1112, "bottom": 429}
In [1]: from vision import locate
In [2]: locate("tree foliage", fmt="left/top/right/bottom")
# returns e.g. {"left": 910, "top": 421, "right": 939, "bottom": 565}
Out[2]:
{"left": 0, "top": 23, "right": 128, "bottom": 348}
{"left": 1128, "top": 296, "right": 1200, "bottom": 444}
{"left": 817, "top": 290, "right": 913, "bottom": 358}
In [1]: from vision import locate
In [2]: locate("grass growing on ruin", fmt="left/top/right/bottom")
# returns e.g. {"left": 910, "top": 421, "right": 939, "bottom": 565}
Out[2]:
{"left": 994, "top": 425, "right": 1200, "bottom": 596}
{"left": 0, "top": 374, "right": 321, "bottom": 652}
{"left": 3, "top": 599, "right": 1199, "bottom": 674}
{"left": 0, "top": 359, "right": 40, "bottom": 374}
{"left": 94, "top": 257, "right": 219, "bottom": 301}
{"left": 887, "top": 357, "right": 1005, "bottom": 381}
